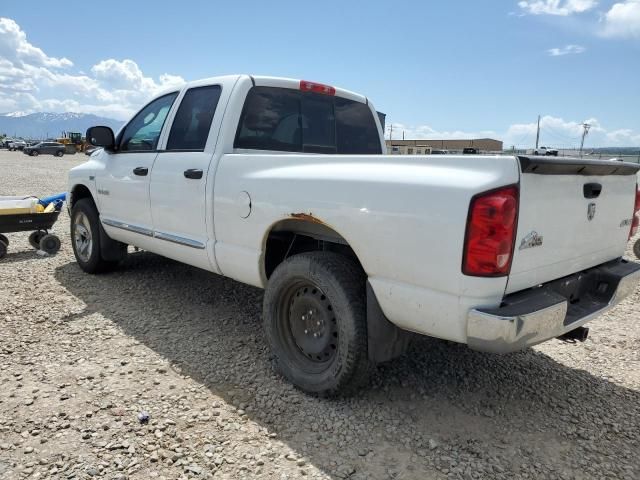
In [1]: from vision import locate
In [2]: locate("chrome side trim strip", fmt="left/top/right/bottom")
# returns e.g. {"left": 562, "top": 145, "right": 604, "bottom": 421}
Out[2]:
{"left": 101, "top": 218, "right": 153, "bottom": 237}
{"left": 101, "top": 217, "right": 205, "bottom": 249}
{"left": 153, "top": 231, "right": 206, "bottom": 249}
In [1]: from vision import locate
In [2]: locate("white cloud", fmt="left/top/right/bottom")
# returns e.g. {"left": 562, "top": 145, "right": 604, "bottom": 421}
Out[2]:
{"left": 547, "top": 44, "right": 586, "bottom": 55}
{"left": 601, "top": 0, "right": 640, "bottom": 37}
{"left": 518, "top": 0, "right": 597, "bottom": 16}
{"left": 0, "top": 17, "right": 185, "bottom": 119}
{"left": 606, "top": 128, "right": 640, "bottom": 145}
{"left": 389, "top": 116, "right": 640, "bottom": 148}
{"left": 0, "top": 18, "right": 72, "bottom": 68}
{"left": 387, "top": 123, "right": 499, "bottom": 142}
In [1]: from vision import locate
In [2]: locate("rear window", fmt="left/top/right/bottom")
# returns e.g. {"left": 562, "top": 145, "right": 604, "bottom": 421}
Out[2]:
{"left": 234, "top": 86, "right": 381, "bottom": 154}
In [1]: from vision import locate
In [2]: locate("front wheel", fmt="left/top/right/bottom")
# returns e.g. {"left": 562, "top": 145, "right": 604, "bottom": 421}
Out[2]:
{"left": 31, "top": 150, "right": 38, "bottom": 156}
{"left": 263, "top": 252, "right": 369, "bottom": 396}
{"left": 56, "top": 150, "right": 64, "bottom": 157}
{"left": 39, "top": 234, "right": 61, "bottom": 255}
{"left": 70, "top": 198, "right": 119, "bottom": 273}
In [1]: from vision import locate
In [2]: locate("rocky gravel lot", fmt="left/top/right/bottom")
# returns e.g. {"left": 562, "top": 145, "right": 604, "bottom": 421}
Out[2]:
{"left": 1, "top": 149, "right": 639, "bottom": 480}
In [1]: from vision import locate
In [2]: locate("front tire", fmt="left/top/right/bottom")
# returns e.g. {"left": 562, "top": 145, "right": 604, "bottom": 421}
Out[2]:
{"left": 263, "top": 252, "right": 369, "bottom": 396}
{"left": 70, "top": 198, "right": 119, "bottom": 273}
{"left": 31, "top": 150, "right": 38, "bottom": 156}
{"left": 39, "top": 234, "right": 61, "bottom": 255}
{"left": 56, "top": 150, "right": 64, "bottom": 157}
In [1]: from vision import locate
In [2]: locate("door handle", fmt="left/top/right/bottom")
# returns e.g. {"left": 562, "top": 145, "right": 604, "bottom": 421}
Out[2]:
{"left": 184, "top": 168, "right": 203, "bottom": 179}
{"left": 133, "top": 167, "right": 148, "bottom": 176}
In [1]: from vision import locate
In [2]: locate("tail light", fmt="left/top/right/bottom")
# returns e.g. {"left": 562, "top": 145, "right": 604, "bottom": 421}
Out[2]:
{"left": 463, "top": 186, "right": 519, "bottom": 276}
{"left": 299, "top": 80, "right": 336, "bottom": 96}
{"left": 629, "top": 186, "right": 640, "bottom": 239}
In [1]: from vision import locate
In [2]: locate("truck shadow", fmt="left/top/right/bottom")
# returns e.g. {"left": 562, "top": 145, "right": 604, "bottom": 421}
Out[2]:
{"left": 54, "top": 252, "right": 640, "bottom": 479}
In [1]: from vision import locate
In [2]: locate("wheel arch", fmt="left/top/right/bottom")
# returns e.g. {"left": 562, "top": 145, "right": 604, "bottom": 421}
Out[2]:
{"left": 261, "top": 215, "right": 365, "bottom": 281}
{"left": 68, "top": 183, "right": 95, "bottom": 209}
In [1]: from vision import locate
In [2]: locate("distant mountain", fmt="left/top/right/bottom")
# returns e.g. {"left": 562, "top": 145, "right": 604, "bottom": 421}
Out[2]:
{"left": 0, "top": 112, "right": 124, "bottom": 140}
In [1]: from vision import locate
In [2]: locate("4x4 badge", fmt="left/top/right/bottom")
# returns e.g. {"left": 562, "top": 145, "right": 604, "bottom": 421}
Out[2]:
{"left": 587, "top": 202, "right": 596, "bottom": 221}
{"left": 519, "top": 231, "right": 543, "bottom": 250}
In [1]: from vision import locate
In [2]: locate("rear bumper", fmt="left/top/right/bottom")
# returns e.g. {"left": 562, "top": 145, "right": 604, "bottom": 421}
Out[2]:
{"left": 467, "top": 258, "right": 640, "bottom": 354}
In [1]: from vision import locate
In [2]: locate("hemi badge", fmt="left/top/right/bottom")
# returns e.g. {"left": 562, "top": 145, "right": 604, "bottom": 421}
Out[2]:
{"left": 519, "top": 231, "right": 543, "bottom": 250}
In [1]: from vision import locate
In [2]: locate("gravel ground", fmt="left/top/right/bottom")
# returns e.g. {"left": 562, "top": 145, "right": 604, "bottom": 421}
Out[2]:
{"left": 0, "top": 149, "right": 639, "bottom": 480}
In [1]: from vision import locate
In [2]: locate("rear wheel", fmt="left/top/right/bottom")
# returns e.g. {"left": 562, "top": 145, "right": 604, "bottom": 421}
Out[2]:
{"left": 71, "top": 198, "right": 119, "bottom": 273}
{"left": 56, "top": 150, "right": 64, "bottom": 157}
{"left": 0, "top": 240, "right": 6, "bottom": 259}
{"left": 28, "top": 231, "right": 45, "bottom": 250}
{"left": 0, "top": 234, "right": 8, "bottom": 247}
{"left": 263, "top": 252, "right": 369, "bottom": 396}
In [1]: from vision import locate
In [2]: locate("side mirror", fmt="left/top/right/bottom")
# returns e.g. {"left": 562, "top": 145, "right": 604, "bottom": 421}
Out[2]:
{"left": 86, "top": 126, "right": 115, "bottom": 149}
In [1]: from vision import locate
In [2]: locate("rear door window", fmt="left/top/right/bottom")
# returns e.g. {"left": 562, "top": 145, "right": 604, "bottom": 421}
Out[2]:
{"left": 167, "top": 85, "right": 222, "bottom": 151}
{"left": 234, "top": 86, "right": 381, "bottom": 154}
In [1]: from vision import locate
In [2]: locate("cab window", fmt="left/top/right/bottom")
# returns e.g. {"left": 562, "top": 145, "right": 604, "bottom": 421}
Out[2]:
{"left": 119, "top": 93, "right": 178, "bottom": 152}
{"left": 167, "top": 85, "right": 222, "bottom": 151}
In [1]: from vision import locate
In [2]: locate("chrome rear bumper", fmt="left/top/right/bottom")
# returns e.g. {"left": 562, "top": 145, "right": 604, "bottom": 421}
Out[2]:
{"left": 467, "top": 259, "right": 640, "bottom": 354}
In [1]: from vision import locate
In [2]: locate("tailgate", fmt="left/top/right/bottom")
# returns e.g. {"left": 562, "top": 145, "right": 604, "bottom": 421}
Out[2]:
{"left": 506, "top": 156, "right": 640, "bottom": 294}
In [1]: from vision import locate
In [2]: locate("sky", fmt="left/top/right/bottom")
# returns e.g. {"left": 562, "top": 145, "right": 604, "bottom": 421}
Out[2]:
{"left": 0, "top": 0, "right": 639, "bottom": 148}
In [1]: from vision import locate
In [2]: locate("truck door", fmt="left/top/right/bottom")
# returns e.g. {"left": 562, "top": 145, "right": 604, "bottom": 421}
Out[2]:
{"left": 96, "top": 92, "right": 178, "bottom": 248}
{"left": 149, "top": 84, "right": 223, "bottom": 271}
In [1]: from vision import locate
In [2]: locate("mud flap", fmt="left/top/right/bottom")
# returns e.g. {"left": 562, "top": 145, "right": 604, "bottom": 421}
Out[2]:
{"left": 99, "top": 222, "right": 127, "bottom": 262}
{"left": 367, "top": 281, "right": 412, "bottom": 363}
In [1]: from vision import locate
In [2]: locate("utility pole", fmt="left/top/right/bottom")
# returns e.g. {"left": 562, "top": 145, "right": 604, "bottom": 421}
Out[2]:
{"left": 535, "top": 115, "right": 540, "bottom": 150}
{"left": 402, "top": 131, "right": 405, "bottom": 140}
{"left": 579, "top": 122, "right": 591, "bottom": 158}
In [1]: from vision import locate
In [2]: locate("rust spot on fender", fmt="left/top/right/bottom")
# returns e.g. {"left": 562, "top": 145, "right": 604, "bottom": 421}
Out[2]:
{"left": 290, "top": 212, "right": 326, "bottom": 225}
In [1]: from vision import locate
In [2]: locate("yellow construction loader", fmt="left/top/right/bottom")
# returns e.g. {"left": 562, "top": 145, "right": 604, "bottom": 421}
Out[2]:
{"left": 57, "top": 132, "right": 86, "bottom": 153}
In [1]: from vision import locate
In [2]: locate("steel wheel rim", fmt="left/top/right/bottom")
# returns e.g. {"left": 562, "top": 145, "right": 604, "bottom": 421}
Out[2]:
{"left": 278, "top": 280, "right": 338, "bottom": 370}
{"left": 73, "top": 212, "right": 92, "bottom": 262}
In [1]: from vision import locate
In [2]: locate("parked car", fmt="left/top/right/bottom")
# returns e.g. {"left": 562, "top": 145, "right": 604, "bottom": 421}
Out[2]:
{"left": 68, "top": 74, "right": 640, "bottom": 396}
{"left": 463, "top": 147, "right": 478, "bottom": 154}
{"left": 8, "top": 140, "right": 27, "bottom": 151}
{"left": 23, "top": 142, "right": 65, "bottom": 157}
{"left": 533, "top": 146, "right": 559, "bottom": 156}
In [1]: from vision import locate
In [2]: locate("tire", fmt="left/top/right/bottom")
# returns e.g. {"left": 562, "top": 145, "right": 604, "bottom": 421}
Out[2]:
{"left": 633, "top": 238, "right": 640, "bottom": 260}
{"left": 39, "top": 234, "right": 61, "bottom": 255}
{"left": 0, "top": 240, "right": 6, "bottom": 259}
{"left": 28, "top": 231, "right": 45, "bottom": 250}
{"left": 31, "top": 150, "right": 38, "bottom": 156}
{"left": 263, "top": 251, "right": 369, "bottom": 396}
{"left": 0, "top": 234, "right": 8, "bottom": 247}
{"left": 56, "top": 150, "right": 64, "bottom": 157}
{"left": 70, "top": 198, "right": 119, "bottom": 273}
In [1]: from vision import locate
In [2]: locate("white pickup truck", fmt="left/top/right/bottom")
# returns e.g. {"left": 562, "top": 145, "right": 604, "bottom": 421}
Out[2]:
{"left": 68, "top": 75, "right": 640, "bottom": 395}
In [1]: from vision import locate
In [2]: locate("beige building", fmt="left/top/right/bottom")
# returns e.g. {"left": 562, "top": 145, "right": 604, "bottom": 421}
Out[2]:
{"left": 386, "top": 138, "right": 503, "bottom": 154}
